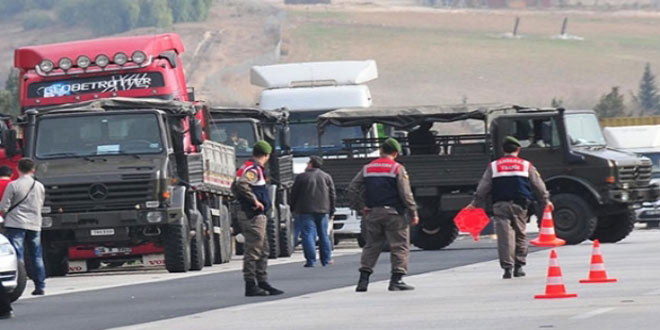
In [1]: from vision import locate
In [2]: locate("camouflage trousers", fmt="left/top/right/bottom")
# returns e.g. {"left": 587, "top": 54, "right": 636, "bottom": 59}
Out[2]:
{"left": 492, "top": 201, "right": 528, "bottom": 269}
{"left": 239, "top": 213, "right": 269, "bottom": 282}
{"left": 359, "top": 206, "right": 410, "bottom": 275}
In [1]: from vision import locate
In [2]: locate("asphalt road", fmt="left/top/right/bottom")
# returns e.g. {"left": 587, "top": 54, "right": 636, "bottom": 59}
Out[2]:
{"left": 4, "top": 236, "right": 533, "bottom": 330}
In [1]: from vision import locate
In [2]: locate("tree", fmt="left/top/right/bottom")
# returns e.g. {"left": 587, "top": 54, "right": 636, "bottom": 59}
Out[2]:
{"left": 168, "top": 0, "right": 193, "bottom": 22}
{"left": 595, "top": 87, "right": 625, "bottom": 118}
{"left": 0, "top": 69, "right": 20, "bottom": 116}
{"left": 86, "top": 0, "right": 141, "bottom": 35}
{"left": 637, "top": 63, "right": 660, "bottom": 114}
{"left": 551, "top": 97, "right": 563, "bottom": 108}
{"left": 139, "top": 0, "right": 174, "bottom": 28}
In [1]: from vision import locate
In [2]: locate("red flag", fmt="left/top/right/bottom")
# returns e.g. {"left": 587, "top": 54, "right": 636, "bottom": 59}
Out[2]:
{"left": 454, "top": 207, "right": 490, "bottom": 241}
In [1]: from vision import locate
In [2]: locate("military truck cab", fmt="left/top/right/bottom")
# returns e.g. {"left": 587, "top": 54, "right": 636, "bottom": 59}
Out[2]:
{"left": 318, "top": 105, "right": 658, "bottom": 250}
{"left": 20, "top": 98, "right": 235, "bottom": 275}
{"left": 208, "top": 108, "right": 295, "bottom": 258}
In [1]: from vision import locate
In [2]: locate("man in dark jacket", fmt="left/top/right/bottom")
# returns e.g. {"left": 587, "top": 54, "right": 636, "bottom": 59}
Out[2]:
{"left": 291, "top": 156, "right": 336, "bottom": 267}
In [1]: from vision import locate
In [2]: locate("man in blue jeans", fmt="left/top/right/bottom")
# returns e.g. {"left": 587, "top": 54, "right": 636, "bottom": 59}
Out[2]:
{"left": 1, "top": 159, "right": 46, "bottom": 295}
{"left": 291, "top": 156, "right": 335, "bottom": 267}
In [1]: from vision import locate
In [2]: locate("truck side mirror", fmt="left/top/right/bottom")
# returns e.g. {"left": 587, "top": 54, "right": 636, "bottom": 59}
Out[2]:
{"left": 189, "top": 117, "right": 204, "bottom": 146}
{"left": 279, "top": 126, "right": 291, "bottom": 152}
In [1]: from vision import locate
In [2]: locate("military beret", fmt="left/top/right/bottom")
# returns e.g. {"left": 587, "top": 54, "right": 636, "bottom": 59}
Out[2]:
{"left": 503, "top": 136, "right": 521, "bottom": 147}
{"left": 253, "top": 140, "right": 273, "bottom": 154}
{"left": 382, "top": 137, "right": 402, "bottom": 153}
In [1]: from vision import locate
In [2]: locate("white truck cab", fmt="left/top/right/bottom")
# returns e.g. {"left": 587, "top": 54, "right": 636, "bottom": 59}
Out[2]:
{"left": 251, "top": 60, "right": 380, "bottom": 244}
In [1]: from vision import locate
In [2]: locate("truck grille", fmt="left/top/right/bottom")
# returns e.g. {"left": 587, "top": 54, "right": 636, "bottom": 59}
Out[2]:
{"left": 46, "top": 180, "right": 155, "bottom": 213}
{"left": 619, "top": 162, "right": 653, "bottom": 184}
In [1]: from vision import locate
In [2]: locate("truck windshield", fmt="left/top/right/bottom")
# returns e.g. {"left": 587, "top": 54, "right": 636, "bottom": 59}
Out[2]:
{"left": 36, "top": 113, "right": 164, "bottom": 159}
{"left": 565, "top": 113, "right": 607, "bottom": 147}
{"left": 209, "top": 121, "right": 257, "bottom": 157}
{"left": 290, "top": 111, "right": 363, "bottom": 156}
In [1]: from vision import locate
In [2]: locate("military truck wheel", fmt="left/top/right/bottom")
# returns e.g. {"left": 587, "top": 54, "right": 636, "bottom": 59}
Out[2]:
{"left": 278, "top": 214, "right": 294, "bottom": 258}
{"left": 163, "top": 216, "right": 191, "bottom": 273}
{"left": 9, "top": 261, "right": 26, "bottom": 302}
{"left": 267, "top": 216, "right": 280, "bottom": 259}
{"left": 411, "top": 219, "right": 459, "bottom": 250}
{"left": 190, "top": 215, "right": 206, "bottom": 271}
{"left": 548, "top": 193, "right": 596, "bottom": 245}
{"left": 590, "top": 210, "right": 636, "bottom": 243}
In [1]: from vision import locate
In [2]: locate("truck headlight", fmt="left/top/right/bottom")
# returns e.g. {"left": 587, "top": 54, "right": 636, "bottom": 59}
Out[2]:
{"left": 42, "top": 217, "right": 53, "bottom": 228}
{"left": 622, "top": 183, "right": 630, "bottom": 190}
{"left": 132, "top": 51, "right": 146, "bottom": 64}
{"left": 58, "top": 57, "right": 73, "bottom": 70}
{"left": 146, "top": 212, "right": 163, "bottom": 223}
{"left": 113, "top": 52, "right": 128, "bottom": 65}
{"left": 0, "top": 243, "right": 14, "bottom": 256}
{"left": 39, "top": 59, "right": 54, "bottom": 73}
{"left": 77, "top": 55, "right": 91, "bottom": 68}
{"left": 621, "top": 192, "right": 630, "bottom": 202}
{"left": 95, "top": 54, "right": 110, "bottom": 68}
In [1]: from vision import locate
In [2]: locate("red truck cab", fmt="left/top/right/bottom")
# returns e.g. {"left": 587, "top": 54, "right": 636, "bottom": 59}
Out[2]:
{"left": 7, "top": 33, "right": 198, "bottom": 273}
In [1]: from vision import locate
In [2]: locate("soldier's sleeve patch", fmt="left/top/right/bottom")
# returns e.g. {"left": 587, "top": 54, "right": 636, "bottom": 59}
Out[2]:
{"left": 244, "top": 170, "right": 258, "bottom": 184}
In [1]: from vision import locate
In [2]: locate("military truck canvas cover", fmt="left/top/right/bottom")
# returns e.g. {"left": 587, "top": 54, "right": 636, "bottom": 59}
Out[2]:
{"left": 317, "top": 103, "right": 517, "bottom": 130}
{"left": 250, "top": 60, "right": 378, "bottom": 88}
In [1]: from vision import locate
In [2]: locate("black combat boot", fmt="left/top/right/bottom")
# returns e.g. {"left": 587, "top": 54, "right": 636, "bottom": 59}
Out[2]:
{"left": 258, "top": 281, "right": 284, "bottom": 296}
{"left": 502, "top": 268, "right": 513, "bottom": 279}
{"left": 514, "top": 265, "right": 526, "bottom": 278}
{"left": 245, "top": 280, "right": 269, "bottom": 297}
{"left": 356, "top": 271, "right": 371, "bottom": 292}
{"left": 388, "top": 273, "right": 415, "bottom": 291}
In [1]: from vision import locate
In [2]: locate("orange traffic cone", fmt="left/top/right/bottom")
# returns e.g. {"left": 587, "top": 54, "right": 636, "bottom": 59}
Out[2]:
{"left": 534, "top": 249, "right": 578, "bottom": 299}
{"left": 530, "top": 206, "right": 566, "bottom": 247}
{"left": 579, "top": 240, "right": 617, "bottom": 283}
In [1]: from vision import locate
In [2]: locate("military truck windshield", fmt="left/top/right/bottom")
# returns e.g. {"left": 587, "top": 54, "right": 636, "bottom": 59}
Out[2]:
{"left": 290, "top": 111, "right": 363, "bottom": 156}
{"left": 209, "top": 121, "right": 257, "bottom": 157}
{"left": 565, "top": 113, "right": 607, "bottom": 146}
{"left": 36, "top": 113, "right": 164, "bottom": 159}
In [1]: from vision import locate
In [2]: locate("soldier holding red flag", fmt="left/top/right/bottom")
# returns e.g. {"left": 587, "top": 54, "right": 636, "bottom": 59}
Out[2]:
{"left": 468, "top": 136, "right": 552, "bottom": 279}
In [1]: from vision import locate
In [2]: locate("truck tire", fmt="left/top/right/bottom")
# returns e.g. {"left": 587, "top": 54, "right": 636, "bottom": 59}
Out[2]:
{"left": 201, "top": 206, "right": 215, "bottom": 267}
{"left": 219, "top": 207, "right": 233, "bottom": 263}
{"left": 548, "top": 193, "right": 597, "bottom": 245}
{"left": 278, "top": 213, "right": 294, "bottom": 258}
{"left": 9, "top": 261, "right": 26, "bottom": 302}
{"left": 267, "top": 216, "right": 280, "bottom": 259}
{"left": 590, "top": 210, "right": 635, "bottom": 243}
{"left": 163, "top": 216, "right": 191, "bottom": 273}
{"left": 411, "top": 219, "right": 459, "bottom": 250}
{"left": 190, "top": 215, "right": 205, "bottom": 271}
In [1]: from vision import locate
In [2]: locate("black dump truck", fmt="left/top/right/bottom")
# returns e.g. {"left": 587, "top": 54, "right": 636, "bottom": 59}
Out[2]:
{"left": 208, "top": 107, "right": 295, "bottom": 258}
{"left": 16, "top": 98, "right": 236, "bottom": 275}
{"left": 317, "top": 104, "right": 659, "bottom": 249}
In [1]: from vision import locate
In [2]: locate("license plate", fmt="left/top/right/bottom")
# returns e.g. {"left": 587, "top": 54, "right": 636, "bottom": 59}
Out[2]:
{"left": 90, "top": 228, "right": 115, "bottom": 236}
{"left": 94, "top": 247, "right": 132, "bottom": 257}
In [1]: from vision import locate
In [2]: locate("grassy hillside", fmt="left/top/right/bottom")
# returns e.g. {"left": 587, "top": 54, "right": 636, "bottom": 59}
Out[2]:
{"left": 281, "top": 6, "right": 660, "bottom": 110}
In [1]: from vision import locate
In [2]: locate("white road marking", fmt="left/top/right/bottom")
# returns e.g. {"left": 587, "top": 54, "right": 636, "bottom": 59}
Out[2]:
{"left": 570, "top": 307, "right": 615, "bottom": 320}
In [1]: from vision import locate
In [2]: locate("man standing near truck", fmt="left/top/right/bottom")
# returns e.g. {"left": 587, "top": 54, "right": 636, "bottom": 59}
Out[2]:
{"left": 234, "top": 141, "right": 284, "bottom": 297}
{"left": 1, "top": 159, "right": 46, "bottom": 295}
{"left": 468, "top": 136, "right": 551, "bottom": 279}
{"left": 348, "top": 138, "right": 419, "bottom": 292}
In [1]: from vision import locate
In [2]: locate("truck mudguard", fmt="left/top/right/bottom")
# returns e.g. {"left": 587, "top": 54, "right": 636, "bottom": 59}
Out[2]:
{"left": 545, "top": 175, "right": 603, "bottom": 204}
